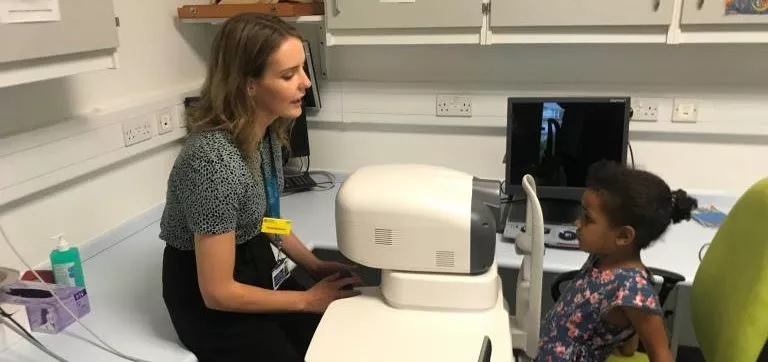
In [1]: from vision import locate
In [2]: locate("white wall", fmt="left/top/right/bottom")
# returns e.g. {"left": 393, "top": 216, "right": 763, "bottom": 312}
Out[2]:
{"left": 0, "top": 0, "right": 212, "bottom": 270}
{"left": 306, "top": 43, "right": 768, "bottom": 196}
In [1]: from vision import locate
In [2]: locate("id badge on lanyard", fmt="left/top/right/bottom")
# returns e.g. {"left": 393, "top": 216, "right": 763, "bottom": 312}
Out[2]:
{"left": 260, "top": 132, "right": 292, "bottom": 290}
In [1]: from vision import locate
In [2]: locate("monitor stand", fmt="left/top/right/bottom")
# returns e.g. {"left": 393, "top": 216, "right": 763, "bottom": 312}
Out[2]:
{"left": 501, "top": 197, "right": 582, "bottom": 250}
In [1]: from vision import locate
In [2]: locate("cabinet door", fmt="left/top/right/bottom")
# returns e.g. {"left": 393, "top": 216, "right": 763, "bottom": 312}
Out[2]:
{"left": 681, "top": 0, "right": 768, "bottom": 25}
{"left": 0, "top": 0, "right": 118, "bottom": 64}
{"left": 326, "top": 0, "right": 483, "bottom": 30}
{"left": 491, "top": 0, "right": 674, "bottom": 27}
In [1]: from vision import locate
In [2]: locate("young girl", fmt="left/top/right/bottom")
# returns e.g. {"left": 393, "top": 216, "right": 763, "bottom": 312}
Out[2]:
{"left": 536, "top": 160, "right": 697, "bottom": 362}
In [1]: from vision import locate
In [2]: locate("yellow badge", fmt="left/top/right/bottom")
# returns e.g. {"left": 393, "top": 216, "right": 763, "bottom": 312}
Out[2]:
{"left": 261, "top": 217, "right": 292, "bottom": 235}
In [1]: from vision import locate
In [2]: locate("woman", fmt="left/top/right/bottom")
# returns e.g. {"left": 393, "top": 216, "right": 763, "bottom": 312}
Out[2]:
{"left": 159, "top": 13, "right": 361, "bottom": 362}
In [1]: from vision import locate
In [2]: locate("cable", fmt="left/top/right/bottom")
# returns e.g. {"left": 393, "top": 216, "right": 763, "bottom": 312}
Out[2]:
{"left": 0, "top": 317, "right": 69, "bottom": 362}
{"left": 0, "top": 222, "right": 151, "bottom": 362}
{"left": 628, "top": 142, "right": 636, "bottom": 169}
{"left": 0, "top": 305, "right": 39, "bottom": 345}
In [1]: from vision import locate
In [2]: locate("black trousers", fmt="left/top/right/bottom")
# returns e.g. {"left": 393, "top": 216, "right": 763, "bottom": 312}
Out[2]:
{"left": 162, "top": 235, "right": 321, "bottom": 362}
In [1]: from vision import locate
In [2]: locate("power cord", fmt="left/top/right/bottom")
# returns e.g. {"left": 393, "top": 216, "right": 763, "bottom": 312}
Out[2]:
{"left": 0, "top": 222, "right": 151, "bottom": 362}
{"left": 0, "top": 305, "right": 39, "bottom": 345}
{"left": 0, "top": 317, "right": 68, "bottom": 362}
{"left": 628, "top": 142, "right": 636, "bottom": 169}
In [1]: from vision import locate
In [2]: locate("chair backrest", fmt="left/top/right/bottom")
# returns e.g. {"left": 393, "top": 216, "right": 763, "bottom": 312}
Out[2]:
{"left": 513, "top": 174, "right": 545, "bottom": 358}
{"left": 691, "top": 177, "right": 768, "bottom": 362}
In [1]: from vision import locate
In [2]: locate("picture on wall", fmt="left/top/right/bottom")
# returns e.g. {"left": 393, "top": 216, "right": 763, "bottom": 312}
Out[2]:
{"left": 726, "top": 0, "right": 768, "bottom": 14}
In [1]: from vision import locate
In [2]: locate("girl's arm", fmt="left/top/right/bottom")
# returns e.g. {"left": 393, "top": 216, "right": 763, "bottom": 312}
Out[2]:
{"left": 617, "top": 334, "right": 640, "bottom": 356}
{"left": 622, "top": 307, "right": 675, "bottom": 362}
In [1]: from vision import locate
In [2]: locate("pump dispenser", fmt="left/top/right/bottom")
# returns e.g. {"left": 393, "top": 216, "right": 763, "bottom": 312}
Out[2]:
{"left": 49, "top": 234, "right": 85, "bottom": 287}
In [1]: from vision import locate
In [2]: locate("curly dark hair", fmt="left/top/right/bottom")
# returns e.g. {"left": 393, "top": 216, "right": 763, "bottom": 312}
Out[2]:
{"left": 586, "top": 160, "right": 698, "bottom": 249}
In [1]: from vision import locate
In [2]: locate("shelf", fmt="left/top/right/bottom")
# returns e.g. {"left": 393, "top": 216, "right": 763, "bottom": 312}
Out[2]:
{"left": 177, "top": 3, "right": 324, "bottom": 23}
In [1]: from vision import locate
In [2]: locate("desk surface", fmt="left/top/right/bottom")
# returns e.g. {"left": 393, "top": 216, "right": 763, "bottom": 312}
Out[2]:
{"left": 1, "top": 181, "right": 736, "bottom": 361}
{"left": 282, "top": 184, "right": 737, "bottom": 285}
{"left": 1, "top": 220, "right": 195, "bottom": 362}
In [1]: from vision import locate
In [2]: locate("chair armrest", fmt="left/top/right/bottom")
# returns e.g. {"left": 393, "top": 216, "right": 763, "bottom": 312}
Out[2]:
{"left": 550, "top": 270, "right": 580, "bottom": 301}
{"left": 647, "top": 267, "right": 685, "bottom": 305}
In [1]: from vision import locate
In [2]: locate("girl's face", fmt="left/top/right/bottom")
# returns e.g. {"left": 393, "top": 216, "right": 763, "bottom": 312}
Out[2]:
{"left": 249, "top": 36, "right": 311, "bottom": 121}
{"left": 575, "top": 190, "right": 631, "bottom": 255}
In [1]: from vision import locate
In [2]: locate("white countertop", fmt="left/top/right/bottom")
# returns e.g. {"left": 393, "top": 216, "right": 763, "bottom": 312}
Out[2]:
{"left": 1, "top": 180, "right": 736, "bottom": 361}
{"left": 1, "top": 221, "right": 194, "bottom": 362}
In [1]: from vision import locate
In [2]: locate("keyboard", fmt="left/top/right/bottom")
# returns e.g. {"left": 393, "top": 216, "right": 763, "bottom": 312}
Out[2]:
{"left": 285, "top": 172, "right": 317, "bottom": 192}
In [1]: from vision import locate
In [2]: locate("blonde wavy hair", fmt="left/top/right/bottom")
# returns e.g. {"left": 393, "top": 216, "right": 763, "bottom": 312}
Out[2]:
{"left": 186, "top": 12, "right": 303, "bottom": 158}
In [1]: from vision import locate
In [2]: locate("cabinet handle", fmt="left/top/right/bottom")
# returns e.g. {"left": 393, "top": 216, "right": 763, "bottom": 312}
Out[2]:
{"left": 333, "top": 0, "right": 341, "bottom": 15}
{"left": 653, "top": 0, "right": 661, "bottom": 11}
{"left": 697, "top": 0, "right": 704, "bottom": 9}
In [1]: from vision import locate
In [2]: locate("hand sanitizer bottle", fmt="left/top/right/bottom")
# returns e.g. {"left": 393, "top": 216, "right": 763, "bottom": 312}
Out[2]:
{"left": 49, "top": 234, "right": 85, "bottom": 287}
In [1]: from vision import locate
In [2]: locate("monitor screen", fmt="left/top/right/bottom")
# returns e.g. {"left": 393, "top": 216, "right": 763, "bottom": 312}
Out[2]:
{"left": 302, "top": 40, "right": 321, "bottom": 111}
{"left": 505, "top": 97, "right": 630, "bottom": 195}
{"left": 284, "top": 108, "right": 310, "bottom": 160}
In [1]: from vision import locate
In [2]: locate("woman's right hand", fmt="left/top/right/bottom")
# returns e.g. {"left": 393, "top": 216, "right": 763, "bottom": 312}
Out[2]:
{"left": 303, "top": 272, "right": 362, "bottom": 313}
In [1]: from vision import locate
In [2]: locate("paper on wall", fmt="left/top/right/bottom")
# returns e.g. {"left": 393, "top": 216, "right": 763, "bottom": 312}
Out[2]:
{"left": 0, "top": 0, "right": 61, "bottom": 24}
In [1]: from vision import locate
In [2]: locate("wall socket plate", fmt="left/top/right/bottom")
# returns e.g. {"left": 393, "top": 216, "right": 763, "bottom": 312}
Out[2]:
{"left": 631, "top": 98, "right": 661, "bottom": 122}
{"left": 436, "top": 95, "right": 472, "bottom": 117}
{"left": 122, "top": 116, "right": 153, "bottom": 146}
{"left": 672, "top": 100, "right": 698, "bottom": 123}
{"left": 175, "top": 104, "right": 187, "bottom": 128}
{"left": 157, "top": 108, "right": 175, "bottom": 135}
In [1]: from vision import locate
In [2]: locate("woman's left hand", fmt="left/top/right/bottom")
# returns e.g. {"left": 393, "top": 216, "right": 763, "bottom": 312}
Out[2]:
{"left": 308, "top": 260, "right": 359, "bottom": 282}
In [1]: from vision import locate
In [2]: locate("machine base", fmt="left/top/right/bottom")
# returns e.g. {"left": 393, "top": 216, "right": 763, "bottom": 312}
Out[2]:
{"left": 305, "top": 284, "right": 513, "bottom": 362}
{"left": 380, "top": 261, "right": 500, "bottom": 311}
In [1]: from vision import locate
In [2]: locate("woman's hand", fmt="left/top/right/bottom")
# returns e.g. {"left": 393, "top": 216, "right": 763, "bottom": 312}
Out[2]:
{"left": 302, "top": 272, "right": 362, "bottom": 313}
{"left": 308, "top": 260, "right": 359, "bottom": 282}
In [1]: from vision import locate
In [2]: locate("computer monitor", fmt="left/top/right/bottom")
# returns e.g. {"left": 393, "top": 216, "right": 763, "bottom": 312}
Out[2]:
{"left": 282, "top": 107, "right": 310, "bottom": 162}
{"left": 504, "top": 96, "right": 630, "bottom": 221}
{"left": 301, "top": 40, "right": 321, "bottom": 111}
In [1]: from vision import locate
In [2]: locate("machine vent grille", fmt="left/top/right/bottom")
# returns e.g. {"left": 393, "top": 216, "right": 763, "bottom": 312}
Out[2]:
{"left": 374, "top": 228, "right": 398, "bottom": 246}
{"left": 435, "top": 251, "right": 455, "bottom": 268}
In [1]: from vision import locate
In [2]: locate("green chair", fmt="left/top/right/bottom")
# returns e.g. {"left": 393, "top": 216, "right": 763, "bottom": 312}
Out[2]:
{"left": 691, "top": 177, "right": 768, "bottom": 362}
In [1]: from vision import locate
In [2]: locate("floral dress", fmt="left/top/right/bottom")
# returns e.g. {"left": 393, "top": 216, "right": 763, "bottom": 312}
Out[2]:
{"left": 535, "top": 255, "right": 663, "bottom": 361}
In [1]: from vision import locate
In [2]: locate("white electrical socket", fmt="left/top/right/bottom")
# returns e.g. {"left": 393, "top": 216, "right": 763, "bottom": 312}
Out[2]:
{"left": 436, "top": 95, "right": 472, "bottom": 117}
{"left": 175, "top": 104, "right": 187, "bottom": 128}
{"left": 122, "top": 116, "right": 153, "bottom": 146}
{"left": 672, "top": 100, "right": 698, "bottom": 123}
{"left": 157, "top": 108, "right": 175, "bottom": 135}
{"left": 631, "top": 98, "right": 661, "bottom": 122}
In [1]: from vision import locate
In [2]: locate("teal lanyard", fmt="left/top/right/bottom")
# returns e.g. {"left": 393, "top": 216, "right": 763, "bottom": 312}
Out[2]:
{"left": 262, "top": 131, "right": 280, "bottom": 218}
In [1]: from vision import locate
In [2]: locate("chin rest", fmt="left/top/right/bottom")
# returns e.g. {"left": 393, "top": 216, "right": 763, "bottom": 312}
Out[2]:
{"left": 510, "top": 175, "right": 545, "bottom": 361}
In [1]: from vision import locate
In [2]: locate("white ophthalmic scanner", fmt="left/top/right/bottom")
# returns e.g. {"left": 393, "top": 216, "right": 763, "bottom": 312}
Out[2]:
{"left": 304, "top": 164, "right": 546, "bottom": 362}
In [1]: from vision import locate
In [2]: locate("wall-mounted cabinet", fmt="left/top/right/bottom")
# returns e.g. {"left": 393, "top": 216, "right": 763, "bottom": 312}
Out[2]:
{"left": 175, "top": 0, "right": 768, "bottom": 47}
{"left": 677, "top": 0, "right": 768, "bottom": 42}
{"left": 324, "top": 0, "right": 485, "bottom": 45}
{"left": 487, "top": 0, "right": 675, "bottom": 43}
{"left": 0, "top": 0, "right": 119, "bottom": 88}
